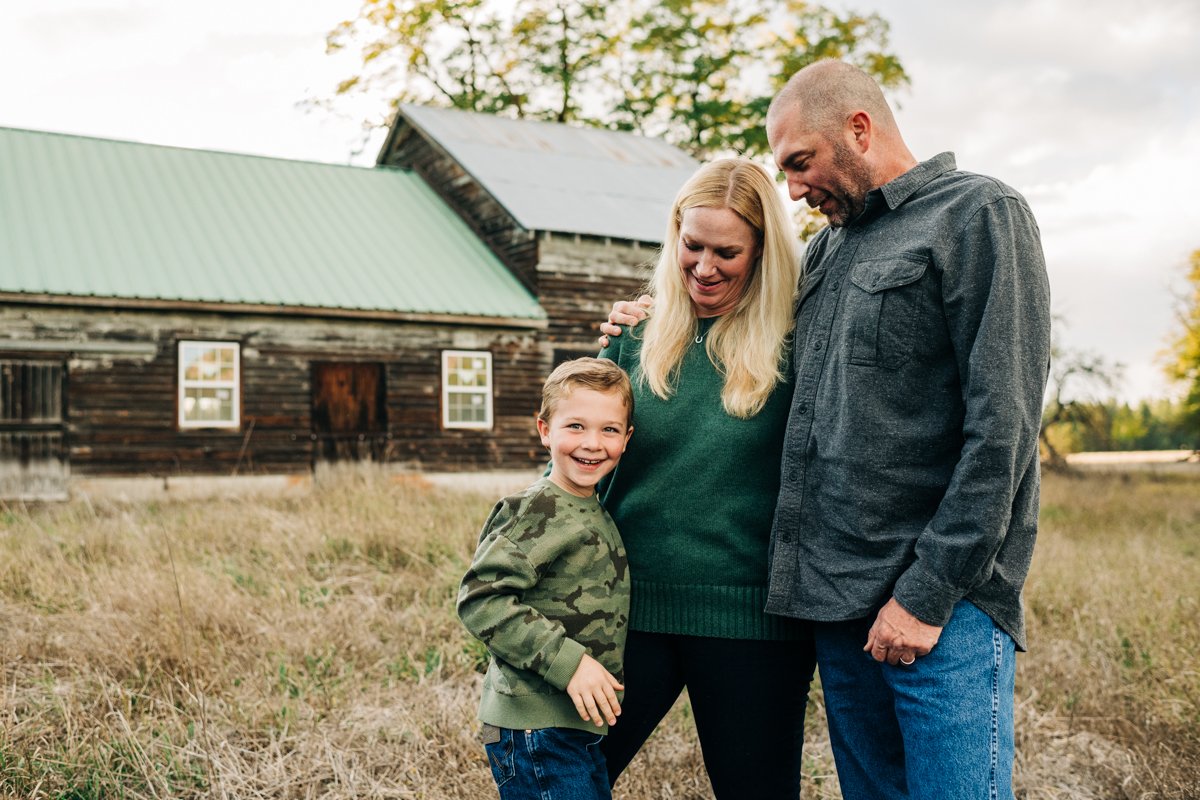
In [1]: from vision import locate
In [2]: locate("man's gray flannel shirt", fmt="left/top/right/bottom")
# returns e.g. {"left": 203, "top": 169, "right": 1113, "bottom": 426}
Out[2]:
{"left": 765, "top": 152, "right": 1051, "bottom": 651}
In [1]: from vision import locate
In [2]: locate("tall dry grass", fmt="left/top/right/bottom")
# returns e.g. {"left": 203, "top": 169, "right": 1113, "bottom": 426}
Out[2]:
{"left": 1018, "top": 471, "right": 1200, "bottom": 799}
{"left": 0, "top": 466, "right": 1196, "bottom": 799}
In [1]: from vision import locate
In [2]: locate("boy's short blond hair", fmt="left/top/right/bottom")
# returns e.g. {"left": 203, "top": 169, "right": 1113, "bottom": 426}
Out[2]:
{"left": 538, "top": 357, "right": 634, "bottom": 426}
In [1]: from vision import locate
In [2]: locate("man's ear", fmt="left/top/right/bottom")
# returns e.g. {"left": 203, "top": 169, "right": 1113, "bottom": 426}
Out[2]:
{"left": 848, "top": 110, "right": 872, "bottom": 153}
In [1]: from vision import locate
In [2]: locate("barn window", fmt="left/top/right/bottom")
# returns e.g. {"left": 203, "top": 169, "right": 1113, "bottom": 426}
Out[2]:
{"left": 442, "top": 350, "right": 493, "bottom": 430}
{"left": 178, "top": 341, "right": 240, "bottom": 429}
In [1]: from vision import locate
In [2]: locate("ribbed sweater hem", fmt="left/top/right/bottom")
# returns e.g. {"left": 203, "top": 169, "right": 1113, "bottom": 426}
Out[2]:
{"left": 629, "top": 580, "right": 806, "bottom": 641}
{"left": 479, "top": 690, "right": 617, "bottom": 735}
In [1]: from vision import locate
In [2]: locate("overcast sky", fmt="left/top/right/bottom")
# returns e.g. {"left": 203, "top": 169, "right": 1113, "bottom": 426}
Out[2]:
{"left": 2, "top": 0, "right": 1197, "bottom": 401}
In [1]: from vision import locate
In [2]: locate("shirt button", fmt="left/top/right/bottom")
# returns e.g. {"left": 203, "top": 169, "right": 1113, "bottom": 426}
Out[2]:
{"left": 813, "top": 340, "right": 823, "bottom": 351}
{"left": 797, "top": 402, "right": 808, "bottom": 414}
{"left": 831, "top": 281, "right": 840, "bottom": 291}
{"left": 788, "top": 470, "right": 799, "bottom": 482}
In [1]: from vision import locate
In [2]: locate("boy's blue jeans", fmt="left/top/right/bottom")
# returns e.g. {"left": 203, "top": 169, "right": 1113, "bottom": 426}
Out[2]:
{"left": 814, "top": 600, "right": 1016, "bottom": 800}
{"left": 485, "top": 726, "right": 611, "bottom": 800}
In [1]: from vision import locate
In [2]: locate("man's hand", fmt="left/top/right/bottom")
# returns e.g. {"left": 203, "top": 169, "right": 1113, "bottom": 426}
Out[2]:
{"left": 864, "top": 597, "right": 942, "bottom": 666}
{"left": 597, "top": 294, "right": 654, "bottom": 347}
{"left": 566, "top": 654, "right": 624, "bottom": 727}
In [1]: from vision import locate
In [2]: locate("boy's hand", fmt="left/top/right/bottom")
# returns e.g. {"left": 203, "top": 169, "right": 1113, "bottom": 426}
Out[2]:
{"left": 566, "top": 654, "right": 624, "bottom": 727}
{"left": 598, "top": 295, "right": 654, "bottom": 347}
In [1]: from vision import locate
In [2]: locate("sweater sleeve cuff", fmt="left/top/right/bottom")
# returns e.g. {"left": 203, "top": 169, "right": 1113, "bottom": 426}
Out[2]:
{"left": 892, "top": 564, "right": 962, "bottom": 628}
{"left": 543, "top": 638, "right": 587, "bottom": 691}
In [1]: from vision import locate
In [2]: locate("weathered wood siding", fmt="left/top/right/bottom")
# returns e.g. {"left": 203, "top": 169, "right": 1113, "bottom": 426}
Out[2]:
{"left": 536, "top": 235, "right": 656, "bottom": 349}
{"left": 0, "top": 304, "right": 546, "bottom": 477}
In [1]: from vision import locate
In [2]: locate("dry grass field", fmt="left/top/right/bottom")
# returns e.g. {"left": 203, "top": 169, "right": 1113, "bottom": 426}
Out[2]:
{"left": 1, "top": 467, "right": 1197, "bottom": 799}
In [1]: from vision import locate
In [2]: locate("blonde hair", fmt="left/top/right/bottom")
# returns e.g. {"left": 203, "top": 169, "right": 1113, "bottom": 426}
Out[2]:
{"left": 538, "top": 357, "right": 634, "bottom": 426}
{"left": 638, "top": 158, "right": 801, "bottom": 418}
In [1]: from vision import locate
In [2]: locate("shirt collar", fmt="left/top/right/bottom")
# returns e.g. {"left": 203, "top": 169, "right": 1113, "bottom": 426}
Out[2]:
{"left": 850, "top": 152, "right": 957, "bottom": 226}
{"left": 879, "top": 151, "right": 957, "bottom": 209}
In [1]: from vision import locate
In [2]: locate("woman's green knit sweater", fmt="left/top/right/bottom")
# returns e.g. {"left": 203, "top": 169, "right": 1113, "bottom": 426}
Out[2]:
{"left": 598, "top": 319, "right": 803, "bottom": 640}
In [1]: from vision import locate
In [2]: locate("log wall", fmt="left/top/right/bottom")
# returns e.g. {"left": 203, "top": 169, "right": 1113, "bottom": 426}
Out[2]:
{"left": 0, "top": 304, "right": 547, "bottom": 477}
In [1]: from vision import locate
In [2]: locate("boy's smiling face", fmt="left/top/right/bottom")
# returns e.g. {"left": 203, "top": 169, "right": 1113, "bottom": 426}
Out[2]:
{"left": 537, "top": 387, "right": 632, "bottom": 497}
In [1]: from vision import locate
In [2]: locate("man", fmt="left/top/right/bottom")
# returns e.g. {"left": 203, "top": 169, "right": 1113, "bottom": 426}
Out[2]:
{"left": 603, "top": 60, "right": 1051, "bottom": 799}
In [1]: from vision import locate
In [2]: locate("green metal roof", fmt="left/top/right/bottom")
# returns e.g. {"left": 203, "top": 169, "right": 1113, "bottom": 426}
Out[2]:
{"left": 0, "top": 127, "right": 544, "bottom": 321}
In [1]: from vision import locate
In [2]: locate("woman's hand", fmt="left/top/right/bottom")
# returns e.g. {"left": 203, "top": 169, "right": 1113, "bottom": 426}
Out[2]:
{"left": 598, "top": 295, "right": 655, "bottom": 347}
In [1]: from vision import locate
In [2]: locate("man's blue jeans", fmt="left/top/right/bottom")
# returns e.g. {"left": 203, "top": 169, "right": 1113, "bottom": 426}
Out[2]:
{"left": 814, "top": 600, "right": 1016, "bottom": 800}
{"left": 485, "top": 726, "right": 611, "bottom": 800}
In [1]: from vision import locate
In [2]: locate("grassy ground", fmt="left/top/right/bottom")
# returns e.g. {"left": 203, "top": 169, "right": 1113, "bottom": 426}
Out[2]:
{"left": 0, "top": 467, "right": 1197, "bottom": 799}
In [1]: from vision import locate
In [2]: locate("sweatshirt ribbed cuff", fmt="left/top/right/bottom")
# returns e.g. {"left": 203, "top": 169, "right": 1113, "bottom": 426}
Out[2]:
{"left": 543, "top": 638, "right": 586, "bottom": 690}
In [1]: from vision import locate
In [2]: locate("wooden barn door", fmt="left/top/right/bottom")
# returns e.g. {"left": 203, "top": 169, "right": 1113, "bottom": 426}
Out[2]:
{"left": 0, "top": 360, "right": 68, "bottom": 501}
{"left": 311, "top": 363, "right": 388, "bottom": 463}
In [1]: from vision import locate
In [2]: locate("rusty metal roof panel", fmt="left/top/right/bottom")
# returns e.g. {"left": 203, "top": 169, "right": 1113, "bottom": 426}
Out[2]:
{"left": 395, "top": 105, "right": 700, "bottom": 243}
{"left": 0, "top": 127, "right": 544, "bottom": 321}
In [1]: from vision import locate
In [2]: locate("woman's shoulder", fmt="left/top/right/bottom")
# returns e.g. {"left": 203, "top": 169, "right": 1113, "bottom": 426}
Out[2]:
{"left": 598, "top": 323, "right": 645, "bottom": 364}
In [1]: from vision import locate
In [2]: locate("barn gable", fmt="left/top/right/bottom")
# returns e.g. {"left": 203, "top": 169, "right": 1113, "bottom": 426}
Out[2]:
{"left": 377, "top": 105, "right": 700, "bottom": 361}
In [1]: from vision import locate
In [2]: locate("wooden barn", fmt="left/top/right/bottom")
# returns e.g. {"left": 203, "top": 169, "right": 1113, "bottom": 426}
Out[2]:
{"left": 0, "top": 115, "right": 698, "bottom": 500}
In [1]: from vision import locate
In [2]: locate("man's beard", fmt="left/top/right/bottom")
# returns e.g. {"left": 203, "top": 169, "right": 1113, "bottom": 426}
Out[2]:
{"left": 822, "top": 138, "right": 876, "bottom": 227}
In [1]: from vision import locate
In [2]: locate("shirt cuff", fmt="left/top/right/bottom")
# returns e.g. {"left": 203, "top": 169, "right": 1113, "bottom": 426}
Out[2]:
{"left": 543, "top": 638, "right": 587, "bottom": 690}
{"left": 892, "top": 564, "right": 962, "bottom": 628}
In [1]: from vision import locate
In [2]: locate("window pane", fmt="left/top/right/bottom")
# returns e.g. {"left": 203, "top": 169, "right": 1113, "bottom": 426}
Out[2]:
{"left": 183, "top": 387, "right": 235, "bottom": 423}
{"left": 447, "top": 393, "right": 466, "bottom": 422}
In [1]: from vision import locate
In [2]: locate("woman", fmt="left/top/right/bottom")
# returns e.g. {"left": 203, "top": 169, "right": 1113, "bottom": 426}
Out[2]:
{"left": 596, "top": 158, "right": 815, "bottom": 798}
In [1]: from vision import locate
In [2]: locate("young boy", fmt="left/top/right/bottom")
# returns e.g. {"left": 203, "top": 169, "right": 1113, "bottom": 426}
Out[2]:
{"left": 458, "top": 357, "right": 634, "bottom": 800}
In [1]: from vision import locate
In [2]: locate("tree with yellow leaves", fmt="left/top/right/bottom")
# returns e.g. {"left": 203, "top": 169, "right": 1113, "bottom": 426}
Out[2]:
{"left": 1164, "top": 249, "right": 1200, "bottom": 446}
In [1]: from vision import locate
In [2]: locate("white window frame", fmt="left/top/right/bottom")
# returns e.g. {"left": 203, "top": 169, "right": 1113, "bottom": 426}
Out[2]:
{"left": 177, "top": 341, "right": 241, "bottom": 429}
{"left": 441, "top": 350, "right": 493, "bottom": 430}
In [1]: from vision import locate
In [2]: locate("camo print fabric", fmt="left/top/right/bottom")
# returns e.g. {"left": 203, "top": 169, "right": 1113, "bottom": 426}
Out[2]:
{"left": 458, "top": 478, "right": 630, "bottom": 732}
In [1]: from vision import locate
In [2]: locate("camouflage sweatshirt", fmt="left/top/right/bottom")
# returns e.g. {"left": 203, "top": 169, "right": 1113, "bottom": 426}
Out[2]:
{"left": 457, "top": 478, "right": 630, "bottom": 734}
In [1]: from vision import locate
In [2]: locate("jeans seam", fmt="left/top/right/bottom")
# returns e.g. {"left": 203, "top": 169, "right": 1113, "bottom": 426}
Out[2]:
{"left": 524, "top": 729, "right": 553, "bottom": 800}
{"left": 989, "top": 628, "right": 1002, "bottom": 800}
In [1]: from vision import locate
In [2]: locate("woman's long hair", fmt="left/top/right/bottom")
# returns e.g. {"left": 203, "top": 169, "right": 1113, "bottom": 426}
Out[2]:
{"left": 638, "top": 158, "right": 801, "bottom": 418}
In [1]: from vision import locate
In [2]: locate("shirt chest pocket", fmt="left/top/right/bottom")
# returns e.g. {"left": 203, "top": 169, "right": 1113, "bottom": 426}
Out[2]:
{"left": 845, "top": 255, "right": 928, "bottom": 369}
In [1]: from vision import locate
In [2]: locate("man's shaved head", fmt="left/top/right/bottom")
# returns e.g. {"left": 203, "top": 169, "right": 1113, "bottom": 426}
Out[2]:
{"left": 769, "top": 59, "right": 899, "bottom": 138}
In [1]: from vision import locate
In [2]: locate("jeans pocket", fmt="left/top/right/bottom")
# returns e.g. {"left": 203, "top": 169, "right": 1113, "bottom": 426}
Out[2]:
{"left": 484, "top": 728, "right": 516, "bottom": 787}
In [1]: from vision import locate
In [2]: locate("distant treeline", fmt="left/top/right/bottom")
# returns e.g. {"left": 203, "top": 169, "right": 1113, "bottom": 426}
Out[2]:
{"left": 1043, "top": 398, "right": 1199, "bottom": 454}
